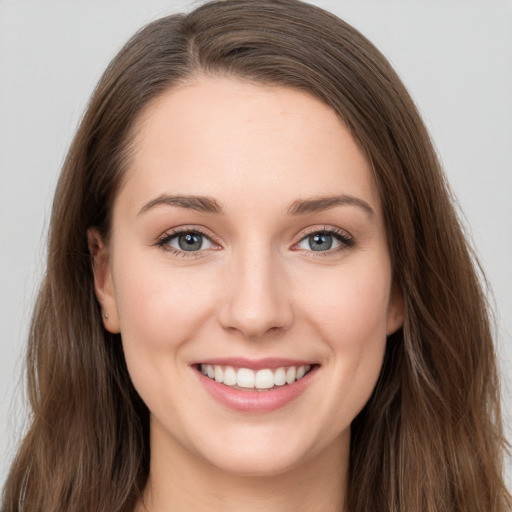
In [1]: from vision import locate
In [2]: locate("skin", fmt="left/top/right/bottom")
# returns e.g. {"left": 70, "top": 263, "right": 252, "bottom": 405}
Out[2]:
{"left": 89, "top": 77, "right": 403, "bottom": 512}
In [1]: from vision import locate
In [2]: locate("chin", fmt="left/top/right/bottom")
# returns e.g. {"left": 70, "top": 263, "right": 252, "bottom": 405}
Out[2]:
{"left": 205, "top": 448, "right": 306, "bottom": 477}
{"left": 191, "top": 425, "right": 328, "bottom": 478}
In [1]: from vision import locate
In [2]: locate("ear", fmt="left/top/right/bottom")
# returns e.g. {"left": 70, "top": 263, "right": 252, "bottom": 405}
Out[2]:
{"left": 87, "top": 228, "right": 120, "bottom": 333}
{"left": 386, "top": 281, "right": 404, "bottom": 336}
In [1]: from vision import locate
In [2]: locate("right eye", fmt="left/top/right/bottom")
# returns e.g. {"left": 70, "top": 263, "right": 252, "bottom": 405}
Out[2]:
{"left": 157, "top": 229, "right": 216, "bottom": 254}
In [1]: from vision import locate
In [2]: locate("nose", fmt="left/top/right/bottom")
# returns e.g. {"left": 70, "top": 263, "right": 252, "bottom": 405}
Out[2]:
{"left": 218, "top": 245, "right": 294, "bottom": 340}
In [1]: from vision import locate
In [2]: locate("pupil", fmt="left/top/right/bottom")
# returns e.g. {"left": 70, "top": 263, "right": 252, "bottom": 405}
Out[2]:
{"left": 309, "top": 233, "right": 332, "bottom": 251}
{"left": 178, "top": 233, "right": 202, "bottom": 251}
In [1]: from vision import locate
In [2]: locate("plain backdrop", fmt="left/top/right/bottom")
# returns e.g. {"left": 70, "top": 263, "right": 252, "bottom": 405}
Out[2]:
{"left": 1, "top": 0, "right": 511, "bottom": 489}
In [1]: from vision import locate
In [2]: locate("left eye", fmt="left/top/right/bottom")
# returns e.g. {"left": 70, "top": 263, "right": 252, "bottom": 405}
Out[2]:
{"left": 165, "top": 231, "right": 214, "bottom": 252}
{"left": 296, "top": 231, "right": 347, "bottom": 252}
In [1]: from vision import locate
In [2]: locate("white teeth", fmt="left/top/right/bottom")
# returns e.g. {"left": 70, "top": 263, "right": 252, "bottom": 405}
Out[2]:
{"left": 223, "top": 366, "right": 237, "bottom": 386}
{"left": 200, "top": 364, "right": 313, "bottom": 390}
{"left": 214, "top": 366, "right": 224, "bottom": 383}
{"left": 237, "top": 368, "right": 255, "bottom": 388}
{"left": 296, "top": 365, "right": 306, "bottom": 380}
{"left": 255, "top": 369, "right": 274, "bottom": 389}
{"left": 274, "top": 367, "right": 286, "bottom": 386}
{"left": 285, "top": 366, "right": 296, "bottom": 384}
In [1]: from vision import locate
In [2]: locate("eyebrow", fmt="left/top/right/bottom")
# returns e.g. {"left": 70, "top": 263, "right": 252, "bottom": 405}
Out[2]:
{"left": 137, "top": 193, "right": 374, "bottom": 218}
{"left": 287, "top": 195, "right": 374, "bottom": 217}
{"left": 138, "top": 194, "right": 223, "bottom": 216}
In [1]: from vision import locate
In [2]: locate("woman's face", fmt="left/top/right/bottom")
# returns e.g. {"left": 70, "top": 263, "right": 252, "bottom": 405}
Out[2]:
{"left": 92, "top": 77, "right": 403, "bottom": 476}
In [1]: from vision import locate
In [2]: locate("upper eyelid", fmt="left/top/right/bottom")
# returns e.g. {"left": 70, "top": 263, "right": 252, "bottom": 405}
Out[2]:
{"left": 296, "top": 225, "right": 353, "bottom": 241}
{"left": 158, "top": 225, "right": 218, "bottom": 242}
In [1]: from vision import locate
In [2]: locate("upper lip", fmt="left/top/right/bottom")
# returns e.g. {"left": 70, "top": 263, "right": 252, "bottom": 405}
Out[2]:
{"left": 192, "top": 357, "right": 317, "bottom": 371}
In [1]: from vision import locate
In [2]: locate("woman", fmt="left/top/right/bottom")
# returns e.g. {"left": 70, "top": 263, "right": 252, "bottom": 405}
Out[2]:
{"left": 2, "top": 0, "right": 510, "bottom": 511}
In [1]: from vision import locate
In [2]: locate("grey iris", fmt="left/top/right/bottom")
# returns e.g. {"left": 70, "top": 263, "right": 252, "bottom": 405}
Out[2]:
{"left": 309, "top": 233, "right": 333, "bottom": 251}
{"left": 178, "top": 233, "right": 203, "bottom": 251}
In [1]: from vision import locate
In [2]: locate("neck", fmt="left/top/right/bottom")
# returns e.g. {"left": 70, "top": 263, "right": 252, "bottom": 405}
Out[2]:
{"left": 135, "top": 422, "right": 349, "bottom": 512}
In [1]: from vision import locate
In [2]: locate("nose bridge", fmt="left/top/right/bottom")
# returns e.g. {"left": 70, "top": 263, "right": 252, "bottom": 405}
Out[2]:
{"left": 219, "top": 238, "right": 292, "bottom": 338}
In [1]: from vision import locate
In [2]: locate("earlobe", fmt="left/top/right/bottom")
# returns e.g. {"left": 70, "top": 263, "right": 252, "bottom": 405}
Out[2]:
{"left": 386, "top": 282, "right": 404, "bottom": 336}
{"left": 87, "top": 228, "right": 120, "bottom": 333}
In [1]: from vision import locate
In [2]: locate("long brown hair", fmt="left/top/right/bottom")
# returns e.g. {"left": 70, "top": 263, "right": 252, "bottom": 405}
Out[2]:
{"left": 3, "top": 1, "right": 510, "bottom": 511}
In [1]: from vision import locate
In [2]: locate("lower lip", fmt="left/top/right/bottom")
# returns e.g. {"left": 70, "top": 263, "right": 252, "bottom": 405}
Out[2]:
{"left": 195, "top": 366, "right": 318, "bottom": 413}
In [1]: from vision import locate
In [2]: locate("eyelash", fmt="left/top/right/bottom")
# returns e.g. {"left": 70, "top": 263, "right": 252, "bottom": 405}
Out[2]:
{"left": 155, "top": 225, "right": 355, "bottom": 258}
{"left": 293, "top": 226, "right": 355, "bottom": 257}
{"left": 155, "top": 227, "right": 217, "bottom": 258}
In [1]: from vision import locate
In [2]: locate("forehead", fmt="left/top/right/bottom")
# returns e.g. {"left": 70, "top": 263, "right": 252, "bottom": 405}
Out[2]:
{"left": 118, "top": 76, "right": 380, "bottom": 216}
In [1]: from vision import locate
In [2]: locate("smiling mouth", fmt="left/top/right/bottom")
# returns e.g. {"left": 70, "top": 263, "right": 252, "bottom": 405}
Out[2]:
{"left": 196, "top": 364, "right": 315, "bottom": 391}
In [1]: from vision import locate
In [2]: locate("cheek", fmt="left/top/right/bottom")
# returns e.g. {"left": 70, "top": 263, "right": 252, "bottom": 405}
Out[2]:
{"left": 114, "top": 261, "right": 216, "bottom": 351}
{"left": 297, "top": 260, "right": 392, "bottom": 342}
{"left": 296, "top": 262, "right": 390, "bottom": 415}
{"left": 112, "top": 256, "right": 221, "bottom": 421}
{"left": 111, "top": 254, "right": 221, "bottom": 411}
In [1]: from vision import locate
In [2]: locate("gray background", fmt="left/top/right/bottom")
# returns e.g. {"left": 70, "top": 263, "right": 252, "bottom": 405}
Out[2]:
{"left": 1, "top": 0, "right": 511, "bottom": 488}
